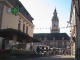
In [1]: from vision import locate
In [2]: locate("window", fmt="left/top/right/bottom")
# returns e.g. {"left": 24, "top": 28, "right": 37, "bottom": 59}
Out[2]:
{"left": 62, "top": 42, "right": 64, "bottom": 45}
{"left": 40, "top": 38, "right": 41, "bottom": 40}
{"left": 62, "top": 45, "right": 64, "bottom": 48}
{"left": 25, "top": 12, "right": 28, "bottom": 18}
{"left": 26, "top": 26, "right": 28, "bottom": 33}
{"left": 39, "top": 43, "right": 41, "bottom": 45}
{"left": 44, "top": 37, "right": 47, "bottom": 40}
{"left": 50, "top": 42, "right": 52, "bottom": 45}
{"left": 67, "top": 42, "right": 69, "bottom": 45}
{"left": 37, "top": 43, "right": 39, "bottom": 45}
{"left": 23, "top": 24, "right": 25, "bottom": 32}
{"left": 53, "top": 42, "right": 54, "bottom": 45}
{"left": 56, "top": 42, "right": 58, "bottom": 45}
{"left": 62, "top": 37, "right": 64, "bottom": 40}
{"left": 18, "top": 20, "right": 21, "bottom": 30}
{"left": 34, "top": 43, "right": 36, "bottom": 45}
{"left": 17, "top": 4, "right": 21, "bottom": 12}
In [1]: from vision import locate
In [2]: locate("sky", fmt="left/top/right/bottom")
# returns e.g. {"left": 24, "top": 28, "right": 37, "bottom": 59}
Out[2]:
{"left": 19, "top": 0, "right": 71, "bottom": 36}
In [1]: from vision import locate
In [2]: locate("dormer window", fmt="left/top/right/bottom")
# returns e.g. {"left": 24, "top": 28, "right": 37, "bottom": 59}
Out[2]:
{"left": 62, "top": 37, "right": 64, "bottom": 40}
{"left": 17, "top": 3, "right": 21, "bottom": 12}
{"left": 53, "top": 37, "right": 55, "bottom": 40}
{"left": 25, "top": 12, "right": 28, "bottom": 18}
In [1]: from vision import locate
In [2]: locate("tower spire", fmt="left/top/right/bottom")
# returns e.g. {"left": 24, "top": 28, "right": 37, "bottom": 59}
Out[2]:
{"left": 53, "top": 7, "right": 57, "bottom": 17}
{"left": 51, "top": 7, "right": 60, "bottom": 33}
{"left": 55, "top": 6, "right": 56, "bottom": 10}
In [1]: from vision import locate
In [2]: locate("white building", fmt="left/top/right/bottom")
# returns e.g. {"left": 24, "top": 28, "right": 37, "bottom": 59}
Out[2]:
{"left": 0, "top": 0, "right": 34, "bottom": 49}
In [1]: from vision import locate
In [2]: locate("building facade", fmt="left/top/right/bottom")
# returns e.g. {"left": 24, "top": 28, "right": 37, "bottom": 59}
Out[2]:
{"left": 33, "top": 33, "right": 70, "bottom": 49}
{"left": 69, "top": 0, "right": 80, "bottom": 58}
{"left": 69, "top": 0, "right": 76, "bottom": 56}
{"left": 0, "top": 0, "right": 34, "bottom": 49}
{"left": 33, "top": 8, "right": 70, "bottom": 49}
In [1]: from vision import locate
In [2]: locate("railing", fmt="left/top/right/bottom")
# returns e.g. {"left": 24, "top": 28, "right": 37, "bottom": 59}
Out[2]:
{"left": 0, "top": 49, "right": 35, "bottom": 58}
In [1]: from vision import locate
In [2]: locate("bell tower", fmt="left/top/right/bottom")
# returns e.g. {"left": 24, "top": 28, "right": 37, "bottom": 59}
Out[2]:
{"left": 51, "top": 8, "right": 60, "bottom": 33}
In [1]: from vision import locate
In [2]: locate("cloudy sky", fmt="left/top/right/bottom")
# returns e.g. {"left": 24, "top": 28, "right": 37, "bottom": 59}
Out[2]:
{"left": 19, "top": 0, "right": 71, "bottom": 36}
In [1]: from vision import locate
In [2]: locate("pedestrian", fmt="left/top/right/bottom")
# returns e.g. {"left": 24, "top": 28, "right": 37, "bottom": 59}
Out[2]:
{"left": 63, "top": 50, "right": 65, "bottom": 55}
{"left": 36, "top": 46, "right": 40, "bottom": 56}
{"left": 30, "top": 45, "right": 33, "bottom": 51}
{"left": 61, "top": 50, "right": 63, "bottom": 55}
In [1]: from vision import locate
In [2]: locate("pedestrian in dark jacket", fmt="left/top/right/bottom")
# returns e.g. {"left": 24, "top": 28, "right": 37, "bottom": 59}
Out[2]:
{"left": 36, "top": 46, "right": 40, "bottom": 54}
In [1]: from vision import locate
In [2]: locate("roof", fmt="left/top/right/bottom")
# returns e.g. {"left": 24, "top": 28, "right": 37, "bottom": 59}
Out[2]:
{"left": 16, "top": 0, "right": 34, "bottom": 20}
{"left": 30, "top": 37, "right": 41, "bottom": 42}
{"left": 0, "top": 28, "right": 40, "bottom": 42}
{"left": 0, "top": 28, "right": 29, "bottom": 39}
{"left": 33, "top": 33, "right": 70, "bottom": 40}
{"left": 6, "top": 0, "right": 34, "bottom": 22}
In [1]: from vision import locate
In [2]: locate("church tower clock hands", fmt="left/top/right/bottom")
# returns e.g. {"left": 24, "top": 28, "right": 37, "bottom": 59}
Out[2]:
{"left": 51, "top": 8, "right": 60, "bottom": 33}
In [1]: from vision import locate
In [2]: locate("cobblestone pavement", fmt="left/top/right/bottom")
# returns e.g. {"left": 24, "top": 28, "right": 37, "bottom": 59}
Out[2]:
{"left": 1, "top": 55, "right": 75, "bottom": 60}
{"left": 51, "top": 55, "right": 75, "bottom": 58}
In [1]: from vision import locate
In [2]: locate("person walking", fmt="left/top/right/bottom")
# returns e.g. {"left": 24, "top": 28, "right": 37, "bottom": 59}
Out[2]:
{"left": 63, "top": 50, "right": 65, "bottom": 55}
{"left": 36, "top": 46, "right": 40, "bottom": 56}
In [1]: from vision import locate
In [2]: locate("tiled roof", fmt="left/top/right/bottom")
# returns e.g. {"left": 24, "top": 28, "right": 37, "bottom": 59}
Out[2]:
{"left": 33, "top": 33, "right": 70, "bottom": 40}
